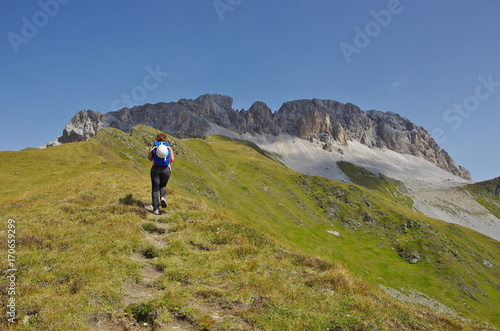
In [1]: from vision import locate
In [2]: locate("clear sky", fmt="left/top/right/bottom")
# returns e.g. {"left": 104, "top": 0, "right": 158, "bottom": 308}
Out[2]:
{"left": 1, "top": 0, "right": 499, "bottom": 181}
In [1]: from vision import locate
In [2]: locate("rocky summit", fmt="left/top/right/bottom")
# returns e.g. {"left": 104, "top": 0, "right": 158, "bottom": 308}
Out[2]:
{"left": 48, "top": 93, "right": 471, "bottom": 180}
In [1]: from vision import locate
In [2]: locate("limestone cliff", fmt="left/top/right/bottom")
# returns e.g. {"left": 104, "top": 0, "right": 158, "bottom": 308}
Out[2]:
{"left": 47, "top": 94, "right": 471, "bottom": 180}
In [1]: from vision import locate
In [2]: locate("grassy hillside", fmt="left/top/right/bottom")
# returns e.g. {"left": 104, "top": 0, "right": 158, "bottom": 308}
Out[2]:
{"left": 0, "top": 126, "right": 498, "bottom": 330}
{"left": 464, "top": 177, "right": 500, "bottom": 219}
{"left": 336, "top": 160, "right": 413, "bottom": 208}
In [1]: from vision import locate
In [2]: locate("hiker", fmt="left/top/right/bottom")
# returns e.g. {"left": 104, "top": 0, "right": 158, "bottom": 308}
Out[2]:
{"left": 148, "top": 133, "right": 175, "bottom": 215}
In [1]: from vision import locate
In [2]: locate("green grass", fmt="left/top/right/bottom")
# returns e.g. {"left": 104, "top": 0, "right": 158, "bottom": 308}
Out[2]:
{"left": 0, "top": 125, "right": 498, "bottom": 330}
{"left": 464, "top": 177, "right": 500, "bottom": 218}
{"left": 336, "top": 160, "right": 414, "bottom": 208}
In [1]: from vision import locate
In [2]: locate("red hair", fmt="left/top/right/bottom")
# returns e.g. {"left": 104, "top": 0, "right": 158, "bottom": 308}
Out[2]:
{"left": 156, "top": 133, "right": 167, "bottom": 142}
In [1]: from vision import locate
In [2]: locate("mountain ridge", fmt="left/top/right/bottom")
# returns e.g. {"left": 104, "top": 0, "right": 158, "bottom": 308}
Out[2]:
{"left": 47, "top": 94, "right": 471, "bottom": 180}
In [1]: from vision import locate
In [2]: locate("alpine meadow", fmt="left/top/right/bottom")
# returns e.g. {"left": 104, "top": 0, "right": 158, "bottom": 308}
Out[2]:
{"left": 1, "top": 125, "right": 498, "bottom": 330}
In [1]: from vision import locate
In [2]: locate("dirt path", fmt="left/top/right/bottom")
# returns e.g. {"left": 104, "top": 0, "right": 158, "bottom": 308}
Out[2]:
{"left": 89, "top": 209, "right": 194, "bottom": 330}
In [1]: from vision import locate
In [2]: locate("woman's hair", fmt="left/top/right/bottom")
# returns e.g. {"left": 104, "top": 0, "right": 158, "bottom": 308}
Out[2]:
{"left": 156, "top": 133, "right": 167, "bottom": 142}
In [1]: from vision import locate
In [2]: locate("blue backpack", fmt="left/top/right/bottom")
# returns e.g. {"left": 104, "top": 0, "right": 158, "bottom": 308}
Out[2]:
{"left": 152, "top": 141, "right": 170, "bottom": 166}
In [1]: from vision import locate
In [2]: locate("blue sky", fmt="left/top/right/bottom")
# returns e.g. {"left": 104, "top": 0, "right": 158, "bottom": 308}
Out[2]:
{"left": 1, "top": 0, "right": 499, "bottom": 181}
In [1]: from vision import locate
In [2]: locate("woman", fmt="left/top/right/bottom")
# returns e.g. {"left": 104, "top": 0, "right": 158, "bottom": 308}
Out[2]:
{"left": 148, "top": 133, "right": 175, "bottom": 215}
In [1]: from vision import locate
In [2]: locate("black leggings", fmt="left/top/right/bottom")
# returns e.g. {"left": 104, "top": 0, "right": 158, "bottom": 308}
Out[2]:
{"left": 150, "top": 165, "right": 171, "bottom": 209}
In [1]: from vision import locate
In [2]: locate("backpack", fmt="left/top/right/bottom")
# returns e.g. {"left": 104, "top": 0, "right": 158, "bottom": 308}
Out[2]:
{"left": 152, "top": 141, "right": 170, "bottom": 165}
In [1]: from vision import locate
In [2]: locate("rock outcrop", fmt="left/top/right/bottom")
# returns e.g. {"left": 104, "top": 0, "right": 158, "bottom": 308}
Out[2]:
{"left": 47, "top": 94, "right": 471, "bottom": 180}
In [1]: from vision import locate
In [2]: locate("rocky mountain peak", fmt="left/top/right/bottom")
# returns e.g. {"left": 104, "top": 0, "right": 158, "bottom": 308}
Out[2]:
{"left": 47, "top": 94, "right": 471, "bottom": 180}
